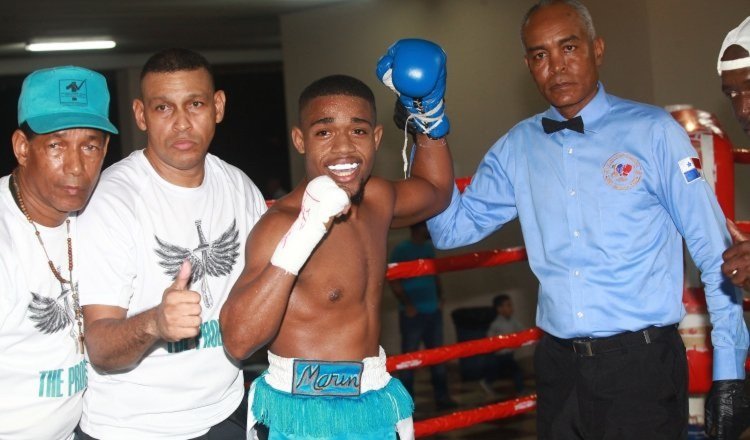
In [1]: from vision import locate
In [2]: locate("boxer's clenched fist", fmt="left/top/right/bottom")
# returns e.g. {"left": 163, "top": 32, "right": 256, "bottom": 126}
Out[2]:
{"left": 271, "top": 176, "right": 351, "bottom": 275}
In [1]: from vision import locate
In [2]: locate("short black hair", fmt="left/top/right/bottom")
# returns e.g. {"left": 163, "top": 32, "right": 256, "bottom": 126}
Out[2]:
{"left": 298, "top": 75, "right": 376, "bottom": 123}
{"left": 140, "top": 48, "right": 215, "bottom": 87}
{"left": 19, "top": 122, "right": 37, "bottom": 140}
{"left": 493, "top": 294, "right": 511, "bottom": 309}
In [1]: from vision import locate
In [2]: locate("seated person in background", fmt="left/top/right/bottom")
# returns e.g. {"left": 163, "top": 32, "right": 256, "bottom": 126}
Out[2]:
{"left": 479, "top": 294, "right": 525, "bottom": 398}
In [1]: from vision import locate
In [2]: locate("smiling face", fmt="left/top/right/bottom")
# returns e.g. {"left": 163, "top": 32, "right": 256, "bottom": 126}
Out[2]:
{"left": 720, "top": 45, "right": 750, "bottom": 137}
{"left": 292, "top": 94, "right": 382, "bottom": 200}
{"left": 12, "top": 128, "right": 108, "bottom": 226}
{"left": 133, "top": 68, "right": 225, "bottom": 186}
{"left": 522, "top": 2, "right": 604, "bottom": 119}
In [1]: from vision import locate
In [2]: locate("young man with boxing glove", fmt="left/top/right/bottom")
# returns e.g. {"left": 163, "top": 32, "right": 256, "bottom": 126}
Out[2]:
{"left": 220, "top": 39, "right": 454, "bottom": 440}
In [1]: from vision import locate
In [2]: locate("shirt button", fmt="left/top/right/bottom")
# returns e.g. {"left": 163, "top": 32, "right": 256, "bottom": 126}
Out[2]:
{"left": 574, "top": 230, "right": 580, "bottom": 238}
{"left": 574, "top": 270, "right": 580, "bottom": 276}
{"left": 568, "top": 148, "right": 573, "bottom": 154}
{"left": 570, "top": 189, "right": 576, "bottom": 196}
{"left": 577, "top": 312, "right": 584, "bottom": 318}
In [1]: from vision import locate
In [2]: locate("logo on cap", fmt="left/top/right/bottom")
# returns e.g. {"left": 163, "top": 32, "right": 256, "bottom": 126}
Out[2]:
{"left": 59, "top": 79, "right": 87, "bottom": 105}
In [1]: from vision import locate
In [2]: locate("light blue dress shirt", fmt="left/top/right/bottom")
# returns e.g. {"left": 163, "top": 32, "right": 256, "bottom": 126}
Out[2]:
{"left": 427, "top": 84, "right": 748, "bottom": 379}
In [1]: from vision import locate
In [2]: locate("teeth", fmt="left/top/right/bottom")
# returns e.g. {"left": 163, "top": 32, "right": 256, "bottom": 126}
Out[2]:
{"left": 328, "top": 163, "right": 358, "bottom": 171}
{"left": 328, "top": 163, "right": 359, "bottom": 176}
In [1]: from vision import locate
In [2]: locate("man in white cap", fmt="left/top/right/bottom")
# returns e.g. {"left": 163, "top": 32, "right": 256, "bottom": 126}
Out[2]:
{"left": 720, "top": 17, "right": 750, "bottom": 291}
{"left": 0, "top": 66, "right": 117, "bottom": 439}
{"left": 713, "top": 16, "right": 750, "bottom": 440}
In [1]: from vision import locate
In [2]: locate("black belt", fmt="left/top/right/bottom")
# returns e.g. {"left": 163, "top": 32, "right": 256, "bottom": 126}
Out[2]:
{"left": 549, "top": 325, "right": 677, "bottom": 357}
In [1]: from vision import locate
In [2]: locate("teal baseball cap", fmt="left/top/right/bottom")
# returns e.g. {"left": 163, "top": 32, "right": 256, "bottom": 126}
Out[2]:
{"left": 18, "top": 65, "right": 118, "bottom": 135}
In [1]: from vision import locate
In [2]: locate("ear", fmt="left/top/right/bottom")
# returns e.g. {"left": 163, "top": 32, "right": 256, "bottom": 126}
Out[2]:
{"left": 101, "top": 134, "right": 110, "bottom": 158}
{"left": 11, "top": 129, "right": 30, "bottom": 167}
{"left": 213, "top": 90, "right": 226, "bottom": 124}
{"left": 523, "top": 55, "right": 530, "bottom": 71}
{"left": 291, "top": 126, "right": 305, "bottom": 154}
{"left": 132, "top": 99, "right": 147, "bottom": 132}
{"left": 593, "top": 37, "right": 605, "bottom": 67}
{"left": 373, "top": 124, "right": 383, "bottom": 151}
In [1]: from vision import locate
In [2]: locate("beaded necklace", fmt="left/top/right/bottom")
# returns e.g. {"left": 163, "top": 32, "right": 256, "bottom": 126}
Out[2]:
{"left": 10, "top": 171, "right": 84, "bottom": 354}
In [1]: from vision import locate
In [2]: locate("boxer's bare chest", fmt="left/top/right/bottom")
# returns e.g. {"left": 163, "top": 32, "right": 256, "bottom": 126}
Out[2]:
{"left": 295, "top": 214, "right": 387, "bottom": 307}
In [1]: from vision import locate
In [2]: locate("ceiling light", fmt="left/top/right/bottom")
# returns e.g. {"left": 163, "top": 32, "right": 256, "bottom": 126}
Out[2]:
{"left": 25, "top": 40, "right": 116, "bottom": 52}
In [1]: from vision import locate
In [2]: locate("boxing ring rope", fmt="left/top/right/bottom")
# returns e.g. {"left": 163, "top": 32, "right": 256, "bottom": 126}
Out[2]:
{"left": 412, "top": 395, "right": 537, "bottom": 437}
{"left": 734, "top": 148, "right": 750, "bottom": 164}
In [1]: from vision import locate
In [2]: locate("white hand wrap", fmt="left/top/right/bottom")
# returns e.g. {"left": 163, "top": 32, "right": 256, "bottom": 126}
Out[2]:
{"left": 270, "top": 175, "right": 350, "bottom": 275}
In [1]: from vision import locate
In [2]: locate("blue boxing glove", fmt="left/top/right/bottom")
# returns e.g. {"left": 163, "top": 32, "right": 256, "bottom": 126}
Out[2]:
{"left": 376, "top": 39, "right": 449, "bottom": 139}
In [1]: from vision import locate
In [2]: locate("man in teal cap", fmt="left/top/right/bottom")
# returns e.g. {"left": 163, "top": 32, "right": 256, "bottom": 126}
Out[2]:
{"left": 0, "top": 65, "right": 117, "bottom": 439}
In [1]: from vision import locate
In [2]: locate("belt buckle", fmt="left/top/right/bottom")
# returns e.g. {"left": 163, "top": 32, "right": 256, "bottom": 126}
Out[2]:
{"left": 291, "top": 359, "right": 363, "bottom": 397}
{"left": 572, "top": 339, "right": 594, "bottom": 357}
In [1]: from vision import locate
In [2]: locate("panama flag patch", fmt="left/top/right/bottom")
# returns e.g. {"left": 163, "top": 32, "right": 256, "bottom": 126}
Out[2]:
{"left": 678, "top": 156, "right": 702, "bottom": 184}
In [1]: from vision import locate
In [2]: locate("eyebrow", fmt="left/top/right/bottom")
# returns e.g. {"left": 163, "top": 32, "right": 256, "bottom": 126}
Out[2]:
{"left": 526, "top": 34, "right": 580, "bottom": 53}
{"left": 47, "top": 130, "right": 106, "bottom": 141}
{"left": 147, "top": 92, "right": 208, "bottom": 102}
{"left": 309, "top": 116, "right": 374, "bottom": 127}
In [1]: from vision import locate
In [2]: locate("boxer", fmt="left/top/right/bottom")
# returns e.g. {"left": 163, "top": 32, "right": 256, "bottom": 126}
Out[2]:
{"left": 220, "top": 39, "right": 455, "bottom": 440}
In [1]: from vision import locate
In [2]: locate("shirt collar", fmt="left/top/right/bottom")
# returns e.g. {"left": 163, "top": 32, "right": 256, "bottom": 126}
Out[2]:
{"left": 543, "top": 82, "right": 609, "bottom": 134}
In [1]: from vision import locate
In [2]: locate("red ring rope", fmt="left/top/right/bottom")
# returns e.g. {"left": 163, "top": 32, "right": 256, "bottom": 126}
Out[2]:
{"left": 413, "top": 395, "right": 537, "bottom": 437}
{"left": 387, "top": 247, "right": 527, "bottom": 280}
{"left": 733, "top": 148, "right": 750, "bottom": 164}
{"left": 387, "top": 328, "right": 541, "bottom": 372}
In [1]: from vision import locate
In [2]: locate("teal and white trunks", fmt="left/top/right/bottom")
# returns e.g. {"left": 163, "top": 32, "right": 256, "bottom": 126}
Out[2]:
{"left": 247, "top": 347, "right": 414, "bottom": 440}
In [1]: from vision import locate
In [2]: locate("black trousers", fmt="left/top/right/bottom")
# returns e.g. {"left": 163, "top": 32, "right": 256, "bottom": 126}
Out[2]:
{"left": 535, "top": 326, "right": 688, "bottom": 440}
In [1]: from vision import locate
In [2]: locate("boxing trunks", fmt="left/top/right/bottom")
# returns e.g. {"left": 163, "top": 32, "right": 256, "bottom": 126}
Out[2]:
{"left": 247, "top": 347, "right": 414, "bottom": 440}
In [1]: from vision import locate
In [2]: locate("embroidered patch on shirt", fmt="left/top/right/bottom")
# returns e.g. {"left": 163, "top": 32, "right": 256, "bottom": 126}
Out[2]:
{"left": 678, "top": 157, "right": 702, "bottom": 184}
{"left": 603, "top": 152, "right": 643, "bottom": 190}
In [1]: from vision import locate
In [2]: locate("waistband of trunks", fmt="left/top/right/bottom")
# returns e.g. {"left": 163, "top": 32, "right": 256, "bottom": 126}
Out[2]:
{"left": 264, "top": 346, "right": 392, "bottom": 393}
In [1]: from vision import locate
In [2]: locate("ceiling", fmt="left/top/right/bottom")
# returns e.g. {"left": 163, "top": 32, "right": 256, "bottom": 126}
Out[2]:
{"left": 0, "top": 0, "right": 348, "bottom": 59}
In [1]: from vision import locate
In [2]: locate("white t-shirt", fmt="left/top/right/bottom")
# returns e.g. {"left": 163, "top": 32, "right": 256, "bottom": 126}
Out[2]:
{"left": 0, "top": 175, "right": 85, "bottom": 440}
{"left": 77, "top": 150, "right": 267, "bottom": 439}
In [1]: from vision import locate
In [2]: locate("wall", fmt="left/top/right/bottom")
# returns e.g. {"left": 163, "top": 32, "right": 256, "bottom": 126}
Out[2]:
{"left": 280, "top": 0, "right": 750, "bottom": 359}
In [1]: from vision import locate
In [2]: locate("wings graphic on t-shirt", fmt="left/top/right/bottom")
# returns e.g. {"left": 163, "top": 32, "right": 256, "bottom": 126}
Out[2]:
{"left": 153, "top": 219, "right": 240, "bottom": 308}
{"left": 27, "top": 284, "right": 74, "bottom": 334}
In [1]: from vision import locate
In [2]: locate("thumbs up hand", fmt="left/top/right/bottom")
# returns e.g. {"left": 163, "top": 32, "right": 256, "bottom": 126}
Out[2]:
{"left": 722, "top": 219, "right": 750, "bottom": 291}
{"left": 156, "top": 260, "right": 203, "bottom": 342}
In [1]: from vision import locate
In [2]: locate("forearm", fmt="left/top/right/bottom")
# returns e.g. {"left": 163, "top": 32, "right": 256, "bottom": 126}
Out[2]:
{"left": 85, "top": 308, "right": 160, "bottom": 372}
{"left": 220, "top": 265, "right": 296, "bottom": 360}
{"left": 393, "top": 134, "right": 454, "bottom": 228}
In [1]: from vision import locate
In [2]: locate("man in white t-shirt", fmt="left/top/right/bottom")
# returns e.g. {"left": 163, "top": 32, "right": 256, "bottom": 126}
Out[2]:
{"left": 0, "top": 66, "right": 117, "bottom": 439}
{"left": 77, "top": 48, "right": 267, "bottom": 439}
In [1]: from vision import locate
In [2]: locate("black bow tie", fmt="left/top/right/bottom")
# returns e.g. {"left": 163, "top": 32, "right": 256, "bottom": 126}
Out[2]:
{"left": 542, "top": 116, "right": 584, "bottom": 134}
